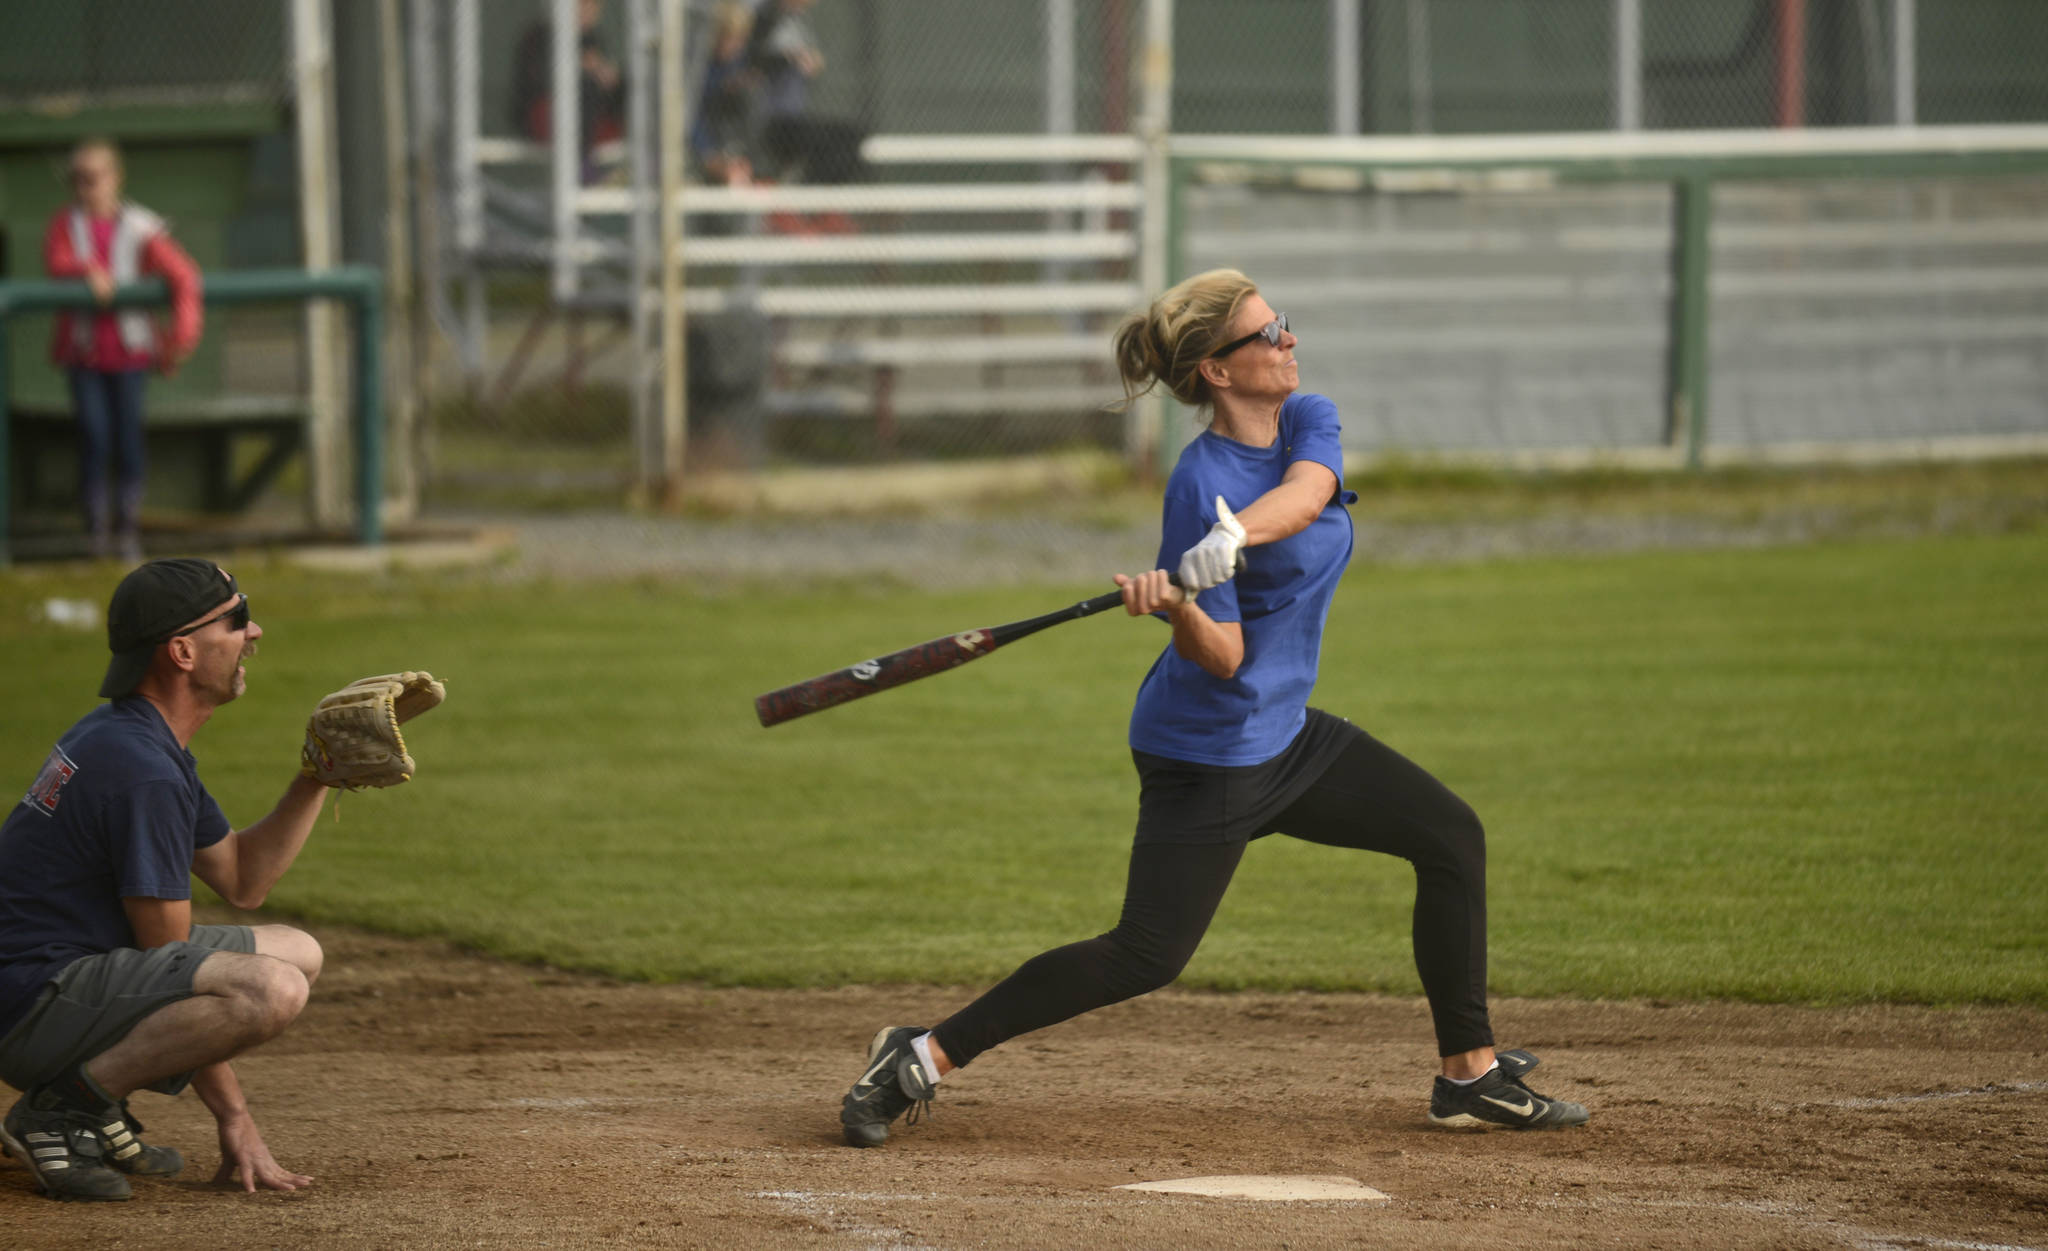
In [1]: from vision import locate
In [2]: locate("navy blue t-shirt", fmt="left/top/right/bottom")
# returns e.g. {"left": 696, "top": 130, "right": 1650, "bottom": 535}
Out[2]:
{"left": 0, "top": 699, "right": 230, "bottom": 1037}
{"left": 1128, "top": 392, "right": 1357, "bottom": 766}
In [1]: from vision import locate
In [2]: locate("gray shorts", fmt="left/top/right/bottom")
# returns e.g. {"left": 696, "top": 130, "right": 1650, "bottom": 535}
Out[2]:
{"left": 0, "top": 924, "right": 255, "bottom": 1096}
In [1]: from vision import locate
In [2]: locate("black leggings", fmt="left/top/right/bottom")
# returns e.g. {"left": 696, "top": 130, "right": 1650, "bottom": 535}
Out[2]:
{"left": 931, "top": 726, "right": 1494, "bottom": 1065}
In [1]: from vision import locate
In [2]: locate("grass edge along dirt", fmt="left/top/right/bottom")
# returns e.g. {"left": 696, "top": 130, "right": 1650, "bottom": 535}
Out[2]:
{"left": 1, "top": 530, "right": 2041, "bottom": 1006}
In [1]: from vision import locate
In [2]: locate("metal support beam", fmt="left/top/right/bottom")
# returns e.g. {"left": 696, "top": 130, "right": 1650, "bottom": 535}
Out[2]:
{"left": 378, "top": 0, "right": 418, "bottom": 522}
{"left": 658, "top": 0, "right": 687, "bottom": 495}
{"left": 1893, "top": 0, "right": 1917, "bottom": 126}
{"left": 1134, "top": 0, "right": 1174, "bottom": 477}
{"left": 627, "top": 0, "right": 654, "bottom": 493}
{"left": 291, "top": 0, "right": 347, "bottom": 528}
{"left": 1668, "top": 177, "right": 1713, "bottom": 470}
{"left": 1406, "top": 0, "right": 1433, "bottom": 134}
{"left": 1614, "top": 0, "right": 1642, "bottom": 131}
{"left": 1331, "top": 0, "right": 1361, "bottom": 136}
{"left": 451, "top": 0, "right": 486, "bottom": 383}
{"left": 1047, "top": 0, "right": 1076, "bottom": 135}
{"left": 1776, "top": 0, "right": 1807, "bottom": 129}
{"left": 551, "top": 0, "right": 582, "bottom": 301}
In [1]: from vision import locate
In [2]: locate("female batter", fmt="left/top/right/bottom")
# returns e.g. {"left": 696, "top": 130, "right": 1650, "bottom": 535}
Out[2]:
{"left": 838, "top": 269, "right": 1588, "bottom": 1145}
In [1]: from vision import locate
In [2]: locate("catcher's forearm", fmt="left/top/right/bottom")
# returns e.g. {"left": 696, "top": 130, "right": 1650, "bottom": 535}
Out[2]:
{"left": 191, "top": 1062, "right": 247, "bottom": 1120}
{"left": 209, "top": 776, "right": 328, "bottom": 910}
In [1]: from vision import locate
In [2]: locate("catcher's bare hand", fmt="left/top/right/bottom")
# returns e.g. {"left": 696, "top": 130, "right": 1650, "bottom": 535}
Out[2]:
{"left": 300, "top": 671, "right": 446, "bottom": 790}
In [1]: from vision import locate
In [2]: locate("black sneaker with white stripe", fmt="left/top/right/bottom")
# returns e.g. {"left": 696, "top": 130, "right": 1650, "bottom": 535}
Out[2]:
{"left": 839, "top": 1025, "right": 937, "bottom": 1148}
{"left": 0, "top": 1089, "right": 134, "bottom": 1201}
{"left": 1427, "top": 1049, "right": 1589, "bottom": 1130}
{"left": 101, "top": 1103, "right": 183, "bottom": 1177}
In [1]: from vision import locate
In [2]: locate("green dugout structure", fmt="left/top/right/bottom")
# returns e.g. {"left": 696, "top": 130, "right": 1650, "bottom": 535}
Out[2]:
{"left": 0, "top": 266, "right": 385, "bottom": 566}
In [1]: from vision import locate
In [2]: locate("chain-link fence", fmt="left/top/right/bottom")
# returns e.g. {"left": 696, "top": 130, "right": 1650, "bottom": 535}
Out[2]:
{"left": 417, "top": 0, "right": 2048, "bottom": 512}
{"left": 0, "top": 0, "right": 290, "bottom": 113}
{"left": 8, "top": 1, "right": 2048, "bottom": 561}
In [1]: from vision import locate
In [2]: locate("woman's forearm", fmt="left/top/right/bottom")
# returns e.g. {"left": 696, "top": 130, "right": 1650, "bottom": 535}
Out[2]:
{"left": 1167, "top": 597, "right": 1244, "bottom": 679}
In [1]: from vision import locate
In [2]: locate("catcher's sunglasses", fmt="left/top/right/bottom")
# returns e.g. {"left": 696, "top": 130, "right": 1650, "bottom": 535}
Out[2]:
{"left": 1212, "top": 312, "right": 1289, "bottom": 359}
{"left": 170, "top": 594, "right": 250, "bottom": 639}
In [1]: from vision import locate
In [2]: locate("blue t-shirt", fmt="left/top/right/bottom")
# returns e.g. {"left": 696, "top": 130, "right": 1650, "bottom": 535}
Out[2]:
{"left": 1129, "top": 392, "right": 1357, "bottom": 766}
{"left": 0, "top": 699, "right": 230, "bottom": 1038}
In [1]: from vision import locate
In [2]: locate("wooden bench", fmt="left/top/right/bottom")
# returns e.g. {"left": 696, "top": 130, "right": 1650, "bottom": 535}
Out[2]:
{"left": 8, "top": 397, "right": 305, "bottom": 515}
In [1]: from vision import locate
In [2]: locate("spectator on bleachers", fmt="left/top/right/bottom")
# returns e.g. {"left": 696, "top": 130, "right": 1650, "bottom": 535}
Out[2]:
{"left": 748, "top": 0, "right": 867, "bottom": 186}
{"left": 43, "top": 139, "right": 202, "bottom": 564}
{"left": 691, "top": 2, "right": 763, "bottom": 186}
{"left": 513, "top": 0, "right": 626, "bottom": 184}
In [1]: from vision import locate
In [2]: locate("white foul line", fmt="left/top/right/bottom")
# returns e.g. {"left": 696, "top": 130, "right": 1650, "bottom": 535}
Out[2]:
{"left": 1830, "top": 1080, "right": 2048, "bottom": 1109}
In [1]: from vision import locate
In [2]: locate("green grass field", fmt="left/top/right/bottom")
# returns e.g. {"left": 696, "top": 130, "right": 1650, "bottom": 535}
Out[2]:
{"left": 4, "top": 529, "right": 2044, "bottom": 1005}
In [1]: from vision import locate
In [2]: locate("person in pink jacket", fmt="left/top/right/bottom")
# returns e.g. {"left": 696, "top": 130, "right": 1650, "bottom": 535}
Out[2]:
{"left": 44, "top": 139, "right": 203, "bottom": 563}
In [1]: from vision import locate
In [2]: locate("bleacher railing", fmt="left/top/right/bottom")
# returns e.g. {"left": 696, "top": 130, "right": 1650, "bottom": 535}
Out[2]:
{"left": 0, "top": 267, "right": 386, "bottom": 566}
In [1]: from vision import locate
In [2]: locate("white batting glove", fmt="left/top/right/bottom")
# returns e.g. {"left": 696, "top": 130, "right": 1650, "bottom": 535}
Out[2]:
{"left": 1177, "top": 496, "right": 1246, "bottom": 594}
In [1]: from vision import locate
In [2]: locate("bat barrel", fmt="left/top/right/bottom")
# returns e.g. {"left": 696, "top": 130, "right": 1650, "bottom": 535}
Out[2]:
{"left": 755, "top": 627, "right": 1002, "bottom": 727}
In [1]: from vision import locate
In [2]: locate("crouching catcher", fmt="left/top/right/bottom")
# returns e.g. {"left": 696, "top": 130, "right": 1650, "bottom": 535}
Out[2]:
{"left": 0, "top": 559, "right": 443, "bottom": 1200}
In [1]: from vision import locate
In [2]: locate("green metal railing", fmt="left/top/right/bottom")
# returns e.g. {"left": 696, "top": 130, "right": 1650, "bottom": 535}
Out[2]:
{"left": 0, "top": 265, "right": 383, "bottom": 565}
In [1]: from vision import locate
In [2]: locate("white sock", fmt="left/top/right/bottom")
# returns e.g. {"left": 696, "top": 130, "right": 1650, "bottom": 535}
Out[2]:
{"left": 1444, "top": 1060, "right": 1499, "bottom": 1086}
{"left": 911, "top": 1032, "right": 945, "bottom": 1085}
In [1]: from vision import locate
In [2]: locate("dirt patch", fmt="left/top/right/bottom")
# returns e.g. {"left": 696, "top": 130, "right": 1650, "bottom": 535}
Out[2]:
{"left": 4, "top": 923, "right": 2043, "bottom": 1250}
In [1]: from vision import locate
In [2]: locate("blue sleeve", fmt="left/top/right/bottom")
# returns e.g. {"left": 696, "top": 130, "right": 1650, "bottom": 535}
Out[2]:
{"left": 194, "top": 791, "right": 230, "bottom": 851}
{"left": 1154, "top": 484, "right": 1241, "bottom": 624}
{"left": 107, "top": 781, "right": 202, "bottom": 900}
{"left": 1285, "top": 393, "right": 1348, "bottom": 489}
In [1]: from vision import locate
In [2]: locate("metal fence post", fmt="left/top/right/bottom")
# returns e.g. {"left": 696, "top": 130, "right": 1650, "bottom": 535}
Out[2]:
{"left": 1668, "top": 176, "right": 1713, "bottom": 470}
{"left": 1132, "top": 0, "right": 1175, "bottom": 478}
{"left": 0, "top": 307, "right": 12, "bottom": 568}
{"left": 354, "top": 278, "right": 385, "bottom": 547}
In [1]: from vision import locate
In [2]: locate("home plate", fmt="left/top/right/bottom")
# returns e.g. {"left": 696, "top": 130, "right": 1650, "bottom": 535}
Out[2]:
{"left": 1115, "top": 1175, "right": 1389, "bottom": 1202}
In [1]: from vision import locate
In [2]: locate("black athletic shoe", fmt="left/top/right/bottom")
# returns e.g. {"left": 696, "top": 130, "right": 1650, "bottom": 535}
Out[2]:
{"left": 101, "top": 1103, "right": 183, "bottom": 1178}
{"left": 839, "top": 1025, "right": 937, "bottom": 1148}
{"left": 0, "top": 1089, "right": 134, "bottom": 1201}
{"left": 1427, "top": 1048, "right": 1589, "bottom": 1131}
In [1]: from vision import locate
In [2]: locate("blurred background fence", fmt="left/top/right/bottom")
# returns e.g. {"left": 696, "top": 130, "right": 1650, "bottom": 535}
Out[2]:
{"left": 3, "top": 1, "right": 2048, "bottom": 555}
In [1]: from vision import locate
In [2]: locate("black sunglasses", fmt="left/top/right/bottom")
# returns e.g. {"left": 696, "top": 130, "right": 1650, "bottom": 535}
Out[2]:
{"left": 1211, "top": 313, "right": 1289, "bottom": 359}
{"left": 170, "top": 594, "right": 250, "bottom": 639}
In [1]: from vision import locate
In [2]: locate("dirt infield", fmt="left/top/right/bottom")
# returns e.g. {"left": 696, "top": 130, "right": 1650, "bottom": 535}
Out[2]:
{"left": 3, "top": 923, "right": 2042, "bottom": 1251}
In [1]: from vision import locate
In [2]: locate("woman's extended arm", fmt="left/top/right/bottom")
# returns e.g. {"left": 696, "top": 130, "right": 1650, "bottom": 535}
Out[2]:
{"left": 1230, "top": 459, "right": 1339, "bottom": 547}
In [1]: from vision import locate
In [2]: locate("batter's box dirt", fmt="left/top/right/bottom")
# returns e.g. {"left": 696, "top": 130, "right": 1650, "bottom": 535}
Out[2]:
{"left": 3, "top": 922, "right": 2042, "bottom": 1250}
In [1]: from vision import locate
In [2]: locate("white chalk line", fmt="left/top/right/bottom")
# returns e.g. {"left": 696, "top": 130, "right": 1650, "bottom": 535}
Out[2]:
{"left": 748, "top": 1190, "right": 938, "bottom": 1251}
{"left": 1828, "top": 1079, "right": 2048, "bottom": 1109}
{"left": 491, "top": 1093, "right": 2043, "bottom": 1248}
{"left": 750, "top": 1187, "right": 2042, "bottom": 1251}
{"left": 494, "top": 1080, "right": 2048, "bottom": 1115}
{"left": 1580, "top": 1197, "right": 2043, "bottom": 1251}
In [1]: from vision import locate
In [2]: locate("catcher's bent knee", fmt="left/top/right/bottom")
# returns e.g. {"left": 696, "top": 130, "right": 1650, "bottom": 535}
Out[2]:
{"left": 193, "top": 952, "right": 310, "bottom": 1035}
{"left": 251, "top": 925, "right": 323, "bottom": 984}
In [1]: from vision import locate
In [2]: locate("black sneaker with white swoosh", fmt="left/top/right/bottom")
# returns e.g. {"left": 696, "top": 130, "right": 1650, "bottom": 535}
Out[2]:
{"left": 1427, "top": 1049, "right": 1589, "bottom": 1130}
{"left": 839, "top": 1025, "right": 937, "bottom": 1147}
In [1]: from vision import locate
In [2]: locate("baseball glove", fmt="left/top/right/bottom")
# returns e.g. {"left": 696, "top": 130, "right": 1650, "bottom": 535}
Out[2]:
{"left": 300, "top": 671, "right": 446, "bottom": 790}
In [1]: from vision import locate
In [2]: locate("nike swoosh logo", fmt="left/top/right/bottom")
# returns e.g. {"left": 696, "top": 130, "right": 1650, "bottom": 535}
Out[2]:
{"left": 853, "top": 1048, "right": 899, "bottom": 1091}
{"left": 1480, "top": 1092, "right": 1536, "bottom": 1118}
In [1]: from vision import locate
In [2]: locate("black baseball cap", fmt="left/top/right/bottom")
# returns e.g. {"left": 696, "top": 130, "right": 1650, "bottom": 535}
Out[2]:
{"left": 99, "top": 558, "right": 241, "bottom": 699}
